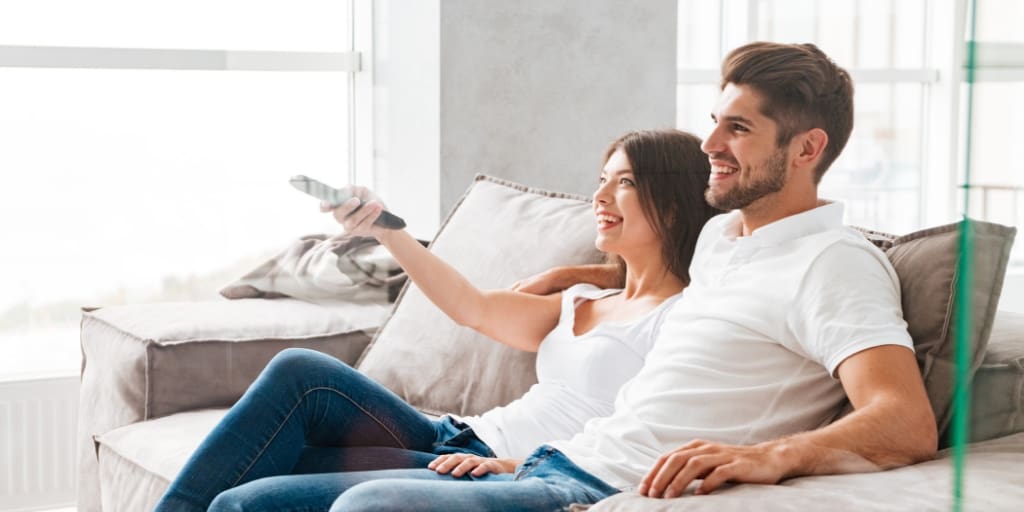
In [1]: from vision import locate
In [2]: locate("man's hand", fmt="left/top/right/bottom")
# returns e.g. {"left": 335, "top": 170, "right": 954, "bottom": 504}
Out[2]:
{"left": 638, "top": 439, "right": 794, "bottom": 498}
{"left": 511, "top": 268, "right": 568, "bottom": 295}
{"left": 511, "top": 263, "right": 623, "bottom": 295}
{"left": 427, "top": 453, "right": 520, "bottom": 478}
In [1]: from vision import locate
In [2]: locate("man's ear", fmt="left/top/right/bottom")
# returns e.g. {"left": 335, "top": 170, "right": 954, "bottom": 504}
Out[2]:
{"left": 791, "top": 128, "right": 829, "bottom": 173}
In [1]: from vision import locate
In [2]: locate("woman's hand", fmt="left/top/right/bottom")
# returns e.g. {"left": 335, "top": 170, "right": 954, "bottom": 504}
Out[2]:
{"left": 428, "top": 453, "right": 520, "bottom": 477}
{"left": 319, "top": 186, "right": 390, "bottom": 238}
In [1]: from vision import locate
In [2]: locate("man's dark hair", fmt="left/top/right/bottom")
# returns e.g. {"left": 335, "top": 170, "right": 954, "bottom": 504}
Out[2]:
{"left": 721, "top": 42, "right": 854, "bottom": 183}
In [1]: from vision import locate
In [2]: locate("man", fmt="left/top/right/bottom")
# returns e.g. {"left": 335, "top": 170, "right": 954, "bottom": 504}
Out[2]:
{"left": 329, "top": 42, "right": 937, "bottom": 511}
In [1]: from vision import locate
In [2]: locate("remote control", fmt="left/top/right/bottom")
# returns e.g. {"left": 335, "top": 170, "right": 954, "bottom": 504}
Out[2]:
{"left": 289, "top": 175, "right": 407, "bottom": 230}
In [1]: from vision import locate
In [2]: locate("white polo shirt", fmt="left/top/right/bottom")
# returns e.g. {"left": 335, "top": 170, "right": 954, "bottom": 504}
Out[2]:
{"left": 551, "top": 202, "right": 914, "bottom": 490}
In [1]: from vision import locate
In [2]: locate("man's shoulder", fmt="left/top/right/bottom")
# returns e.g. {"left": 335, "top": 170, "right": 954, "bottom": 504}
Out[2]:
{"left": 810, "top": 226, "right": 892, "bottom": 267}
{"left": 775, "top": 226, "right": 898, "bottom": 297}
{"left": 794, "top": 227, "right": 901, "bottom": 300}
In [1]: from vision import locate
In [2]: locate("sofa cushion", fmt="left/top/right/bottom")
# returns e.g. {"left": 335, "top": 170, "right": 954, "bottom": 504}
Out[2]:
{"left": 857, "top": 221, "right": 1016, "bottom": 445}
{"left": 587, "top": 432, "right": 1024, "bottom": 511}
{"left": 82, "top": 298, "right": 388, "bottom": 420}
{"left": 972, "top": 310, "right": 1024, "bottom": 442}
{"left": 356, "top": 175, "right": 605, "bottom": 416}
{"left": 78, "top": 298, "right": 388, "bottom": 512}
{"left": 95, "top": 408, "right": 228, "bottom": 512}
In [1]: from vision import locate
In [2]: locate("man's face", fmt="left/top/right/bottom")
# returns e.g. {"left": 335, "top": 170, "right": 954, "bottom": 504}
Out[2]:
{"left": 701, "top": 83, "right": 790, "bottom": 211}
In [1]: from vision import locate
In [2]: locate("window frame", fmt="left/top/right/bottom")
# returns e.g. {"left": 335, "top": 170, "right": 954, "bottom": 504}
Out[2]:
{"left": 0, "top": 1, "right": 373, "bottom": 380}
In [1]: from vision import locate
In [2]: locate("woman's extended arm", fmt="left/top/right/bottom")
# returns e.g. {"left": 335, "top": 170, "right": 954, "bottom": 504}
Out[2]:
{"left": 327, "top": 194, "right": 561, "bottom": 352}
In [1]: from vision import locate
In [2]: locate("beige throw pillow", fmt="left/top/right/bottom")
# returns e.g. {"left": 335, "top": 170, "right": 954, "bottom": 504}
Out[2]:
{"left": 356, "top": 175, "right": 604, "bottom": 416}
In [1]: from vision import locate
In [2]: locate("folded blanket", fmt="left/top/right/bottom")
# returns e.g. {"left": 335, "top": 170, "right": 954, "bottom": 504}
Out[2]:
{"left": 220, "top": 234, "right": 407, "bottom": 305}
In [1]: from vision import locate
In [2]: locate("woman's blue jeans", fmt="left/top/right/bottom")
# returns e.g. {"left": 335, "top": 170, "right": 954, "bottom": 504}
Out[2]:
{"left": 154, "top": 348, "right": 496, "bottom": 512}
{"left": 327, "top": 446, "right": 620, "bottom": 512}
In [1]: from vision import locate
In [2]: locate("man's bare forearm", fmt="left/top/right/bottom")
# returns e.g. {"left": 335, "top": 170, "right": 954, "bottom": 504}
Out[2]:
{"left": 552, "top": 263, "right": 623, "bottom": 290}
{"left": 513, "top": 263, "right": 622, "bottom": 295}
{"left": 766, "top": 397, "right": 937, "bottom": 479}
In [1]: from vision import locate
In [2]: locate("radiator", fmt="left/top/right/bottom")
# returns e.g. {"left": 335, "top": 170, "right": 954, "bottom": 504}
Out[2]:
{"left": 0, "top": 375, "right": 78, "bottom": 512}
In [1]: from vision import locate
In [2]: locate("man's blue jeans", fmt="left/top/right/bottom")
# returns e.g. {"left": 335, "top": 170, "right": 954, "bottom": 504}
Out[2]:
{"left": 154, "top": 348, "right": 496, "bottom": 511}
{"left": 327, "top": 446, "right": 620, "bottom": 512}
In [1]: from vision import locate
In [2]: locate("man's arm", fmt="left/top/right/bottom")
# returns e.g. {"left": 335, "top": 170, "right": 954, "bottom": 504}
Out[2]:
{"left": 639, "top": 344, "right": 937, "bottom": 498}
{"left": 511, "top": 263, "right": 623, "bottom": 295}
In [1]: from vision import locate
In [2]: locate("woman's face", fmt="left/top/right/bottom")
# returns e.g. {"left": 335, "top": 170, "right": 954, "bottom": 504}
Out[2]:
{"left": 593, "top": 148, "right": 660, "bottom": 257}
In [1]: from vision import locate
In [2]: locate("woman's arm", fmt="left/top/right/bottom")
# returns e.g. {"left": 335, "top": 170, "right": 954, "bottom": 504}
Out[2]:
{"left": 328, "top": 195, "right": 562, "bottom": 352}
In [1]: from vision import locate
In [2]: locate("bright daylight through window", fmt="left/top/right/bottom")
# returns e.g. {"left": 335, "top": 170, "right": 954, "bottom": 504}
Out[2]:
{"left": 678, "top": 0, "right": 1023, "bottom": 259}
{"left": 0, "top": 1, "right": 360, "bottom": 379}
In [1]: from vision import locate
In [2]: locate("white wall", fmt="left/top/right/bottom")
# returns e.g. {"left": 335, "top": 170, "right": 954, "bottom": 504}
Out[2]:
{"left": 373, "top": 0, "right": 677, "bottom": 239}
{"left": 371, "top": 0, "right": 442, "bottom": 240}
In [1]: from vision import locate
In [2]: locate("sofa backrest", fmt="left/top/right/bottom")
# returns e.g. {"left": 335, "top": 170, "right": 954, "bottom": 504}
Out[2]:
{"left": 356, "top": 174, "right": 1020, "bottom": 446}
{"left": 356, "top": 175, "right": 604, "bottom": 416}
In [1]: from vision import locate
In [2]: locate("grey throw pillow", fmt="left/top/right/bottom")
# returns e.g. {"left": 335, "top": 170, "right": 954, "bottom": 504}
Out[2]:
{"left": 857, "top": 221, "right": 1017, "bottom": 446}
{"left": 356, "top": 175, "right": 605, "bottom": 416}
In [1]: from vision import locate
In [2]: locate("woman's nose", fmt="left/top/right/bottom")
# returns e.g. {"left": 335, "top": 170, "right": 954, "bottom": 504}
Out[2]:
{"left": 593, "top": 182, "right": 612, "bottom": 204}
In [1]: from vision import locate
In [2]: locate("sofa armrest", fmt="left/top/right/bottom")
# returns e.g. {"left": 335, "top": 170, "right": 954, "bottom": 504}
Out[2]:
{"left": 76, "top": 297, "right": 389, "bottom": 512}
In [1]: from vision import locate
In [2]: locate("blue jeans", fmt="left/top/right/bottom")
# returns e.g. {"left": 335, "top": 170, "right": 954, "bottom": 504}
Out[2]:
{"left": 328, "top": 446, "right": 620, "bottom": 512}
{"left": 155, "top": 348, "right": 495, "bottom": 512}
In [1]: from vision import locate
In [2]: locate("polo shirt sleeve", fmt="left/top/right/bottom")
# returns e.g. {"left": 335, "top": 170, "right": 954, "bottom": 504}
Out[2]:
{"left": 787, "top": 240, "right": 915, "bottom": 377}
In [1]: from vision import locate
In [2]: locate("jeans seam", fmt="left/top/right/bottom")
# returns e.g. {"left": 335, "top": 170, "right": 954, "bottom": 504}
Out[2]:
{"left": 514, "top": 451, "right": 555, "bottom": 481}
{"left": 230, "top": 386, "right": 411, "bottom": 487}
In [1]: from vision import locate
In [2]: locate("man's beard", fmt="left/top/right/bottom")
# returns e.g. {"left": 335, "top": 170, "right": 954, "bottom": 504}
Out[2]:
{"left": 704, "top": 149, "right": 787, "bottom": 211}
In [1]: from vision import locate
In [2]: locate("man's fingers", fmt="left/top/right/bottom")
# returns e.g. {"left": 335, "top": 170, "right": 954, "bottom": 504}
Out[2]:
{"left": 696, "top": 461, "right": 742, "bottom": 495}
{"left": 638, "top": 453, "right": 671, "bottom": 496}
{"left": 643, "top": 452, "right": 691, "bottom": 498}
{"left": 662, "top": 455, "right": 727, "bottom": 498}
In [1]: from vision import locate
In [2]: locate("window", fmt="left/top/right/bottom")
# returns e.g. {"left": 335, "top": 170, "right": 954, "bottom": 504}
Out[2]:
{"left": 678, "top": 0, "right": 934, "bottom": 237}
{"left": 677, "top": 0, "right": 1023, "bottom": 264}
{"left": 963, "top": 0, "right": 1024, "bottom": 252}
{"left": 0, "top": 2, "right": 370, "bottom": 379}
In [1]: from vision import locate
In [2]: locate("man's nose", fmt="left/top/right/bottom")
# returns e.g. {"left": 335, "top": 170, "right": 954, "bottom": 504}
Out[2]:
{"left": 702, "top": 126, "right": 725, "bottom": 154}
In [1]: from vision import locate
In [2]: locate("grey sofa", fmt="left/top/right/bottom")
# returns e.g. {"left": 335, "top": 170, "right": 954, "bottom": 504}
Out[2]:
{"left": 78, "top": 176, "right": 1024, "bottom": 511}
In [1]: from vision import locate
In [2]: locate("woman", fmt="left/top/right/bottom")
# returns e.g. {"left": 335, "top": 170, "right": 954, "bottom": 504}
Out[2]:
{"left": 155, "top": 129, "right": 719, "bottom": 511}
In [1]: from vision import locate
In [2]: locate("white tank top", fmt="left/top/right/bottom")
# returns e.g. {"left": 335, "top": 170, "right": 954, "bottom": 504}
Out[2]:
{"left": 459, "top": 283, "right": 680, "bottom": 458}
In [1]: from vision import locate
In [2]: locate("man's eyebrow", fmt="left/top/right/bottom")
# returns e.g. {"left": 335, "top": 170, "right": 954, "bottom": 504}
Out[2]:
{"left": 711, "top": 113, "right": 756, "bottom": 126}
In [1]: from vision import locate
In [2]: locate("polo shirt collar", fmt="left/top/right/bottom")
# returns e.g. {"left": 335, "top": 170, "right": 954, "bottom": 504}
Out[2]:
{"left": 722, "top": 200, "right": 845, "bottom": 247}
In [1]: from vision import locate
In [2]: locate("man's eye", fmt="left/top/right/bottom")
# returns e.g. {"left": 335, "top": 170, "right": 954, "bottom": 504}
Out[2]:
{"left": 732, "top": 123, "right": 749, "bottom": 132}
{"left": 598, "top": 176, "right": 607, "bottom": 184}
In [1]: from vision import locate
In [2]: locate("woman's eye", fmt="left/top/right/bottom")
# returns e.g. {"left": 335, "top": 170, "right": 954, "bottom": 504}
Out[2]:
{"left": 598, "top": 176, "right": 607, "bottom": 184}
{"left": 620, "top": 178, "right": 635, "bottom": 186}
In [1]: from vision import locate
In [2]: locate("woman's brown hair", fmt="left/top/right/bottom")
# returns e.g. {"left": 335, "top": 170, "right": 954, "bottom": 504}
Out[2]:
{"left": 603, "top": 129, "right": 723, "bottom": 285}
